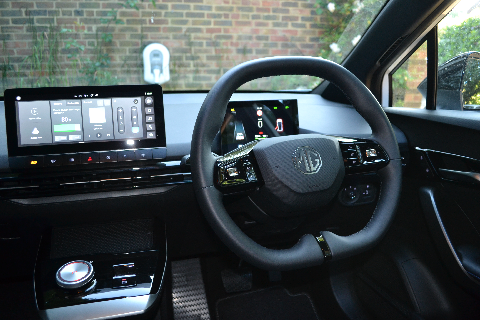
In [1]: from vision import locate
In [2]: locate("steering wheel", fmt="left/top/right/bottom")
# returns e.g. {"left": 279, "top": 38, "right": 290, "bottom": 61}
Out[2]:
{"left": 191, "top": 57, "right": 402, "bottom": 271}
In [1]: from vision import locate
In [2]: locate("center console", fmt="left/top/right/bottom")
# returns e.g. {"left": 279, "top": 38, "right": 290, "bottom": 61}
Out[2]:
{"left": 0, "top": 85, "right": 185, "bottom": 199}
{"left": 34, "top": 219, "right": 166, "bottom": 320}
{"left": 1, "top": 86, "right": 170, "bottom": 319}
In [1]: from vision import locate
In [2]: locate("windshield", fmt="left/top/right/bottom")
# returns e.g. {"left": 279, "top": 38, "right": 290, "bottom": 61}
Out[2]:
{"left": 0, "top": 0, "right": 388, "bottom": 94}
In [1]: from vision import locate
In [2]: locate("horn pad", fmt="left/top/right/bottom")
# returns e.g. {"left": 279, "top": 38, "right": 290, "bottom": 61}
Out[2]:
{"left": 252, "top": 134, "right": 344, "bottom": 217}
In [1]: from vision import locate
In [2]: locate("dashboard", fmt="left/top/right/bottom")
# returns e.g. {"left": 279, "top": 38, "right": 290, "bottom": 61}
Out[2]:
{"left": 0, "top": 86, "right": 408, "bottom": 320}
{"left": 0, "top": 89, "right": 374, "bottom": 173}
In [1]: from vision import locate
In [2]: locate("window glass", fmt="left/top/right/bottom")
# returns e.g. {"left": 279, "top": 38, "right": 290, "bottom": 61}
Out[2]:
{"left": 391, "top": 42, "right": 427, "bottom": 108}
{"left": 436, "top": 0, "right": 480, "bottom": 110}
{"left": 0, "top": 0, "right": 388, "bottom": 94}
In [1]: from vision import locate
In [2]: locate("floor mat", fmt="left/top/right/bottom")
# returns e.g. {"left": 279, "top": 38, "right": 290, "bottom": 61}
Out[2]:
{"left": 172, "top": 258, "right": 211, "bottom": 320}
{"left": 216, "top": 286, "right": 319, "bottom": 320}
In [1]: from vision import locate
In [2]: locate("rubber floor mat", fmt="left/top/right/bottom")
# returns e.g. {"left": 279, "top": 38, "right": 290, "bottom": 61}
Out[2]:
{"left": 216, "top": 286, "right": 320, "bottom": 320}
{"left": 172, "top": 258, "right": 210, "bottom": 320}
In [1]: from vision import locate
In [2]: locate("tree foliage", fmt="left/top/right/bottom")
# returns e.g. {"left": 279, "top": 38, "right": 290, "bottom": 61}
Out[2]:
{"left": 438, "top": 17, "right": 480, "bottom": 65}
{"left": 314, "top": 0, "right": 386, "bottom": 62}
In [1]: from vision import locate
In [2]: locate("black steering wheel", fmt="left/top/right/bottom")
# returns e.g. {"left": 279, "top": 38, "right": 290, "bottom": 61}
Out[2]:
{"left": 191, "top": 57, "right": 402, "bottom": 271}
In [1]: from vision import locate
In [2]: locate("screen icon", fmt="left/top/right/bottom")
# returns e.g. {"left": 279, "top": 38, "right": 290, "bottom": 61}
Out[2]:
{"left": 275, "top": 118, "right": 284, "bottom": 132}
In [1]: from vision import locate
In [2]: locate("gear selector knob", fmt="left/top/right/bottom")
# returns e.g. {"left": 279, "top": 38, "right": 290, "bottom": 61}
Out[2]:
{"left": 56, "top": 260, "right": 94, "bottom": 289}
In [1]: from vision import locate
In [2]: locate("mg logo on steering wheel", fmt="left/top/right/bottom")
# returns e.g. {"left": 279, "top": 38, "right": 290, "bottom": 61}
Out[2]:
{"left": 293, "top": 146, "right": 322, "bottom": 174}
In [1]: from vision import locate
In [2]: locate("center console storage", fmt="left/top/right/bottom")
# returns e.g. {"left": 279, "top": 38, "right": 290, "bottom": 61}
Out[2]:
{"left": 34, "top": 219, "right": 167, "bottom": 320}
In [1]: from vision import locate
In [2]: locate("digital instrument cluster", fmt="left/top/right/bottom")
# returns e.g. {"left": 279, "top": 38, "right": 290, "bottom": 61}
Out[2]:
{"left": 220, "top": 99, "right": 299, "bottom": 154}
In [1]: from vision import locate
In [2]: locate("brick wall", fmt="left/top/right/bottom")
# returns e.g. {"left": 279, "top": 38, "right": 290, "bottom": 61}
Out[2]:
{"left": 403, "top": 43, "right": 427, "bottom": 108}
{"left": 0, "top": 0, "right": 324, "bottom": 92}
{"left": 392, "top": 42, "right": 427, "bottom": 108}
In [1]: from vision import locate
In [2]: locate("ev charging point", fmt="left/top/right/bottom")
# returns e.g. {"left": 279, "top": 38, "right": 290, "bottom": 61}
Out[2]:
{"left": 143, "top": 43, "right": 170, "bottom": 85}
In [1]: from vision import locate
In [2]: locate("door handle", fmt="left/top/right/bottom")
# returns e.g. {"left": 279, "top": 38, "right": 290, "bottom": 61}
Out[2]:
{"left": 438, "top": 168, "right": 480, "bottom": 184}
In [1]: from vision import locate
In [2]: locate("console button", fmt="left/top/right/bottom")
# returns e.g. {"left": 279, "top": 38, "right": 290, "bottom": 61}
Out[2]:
{"left": 145, "top": 107, "right": 154, "bottom": 114}
{"left": 56, "top": 260, "right": 94, "bottom": 289}
{"left": 152, "top": 148, "right": 167, "bottom": 159}
{"left": 146, "top": 131, "right": 156, "bottom": 139}
{"left": 26, "top": 156, "right": 44, "bottom": 168}
{"left": 145, "top": 97, "right": 154, "bottom": 106}
{"left": 117, "top": 107, "right": 125, "bottom": 134}
{"left": 81, "top": 152, "right": 99, "bottom": 164}
{"left": 117, "top": 150, "right": 136, "bottom": 161}
{"left": 146, "top": 123, "right": 155, "bottom": 131}
{"left": 113, "top": 263, "right": 135, "bottom": 277}
{"left": 135, "top": 149, "right": 153, "bottom": 160}
{"left": 63, "top": 154, "right": 81, "bottom": 165}
{"left": 45, "top": 155, "right": 63, "bottom": 167}
{"left": 9, "top": 157, "right": 27, "bottom": 169}
{"left": 145, "top": 115, "right": 155, "bottom": 123}
{"left": 112, "top": 275, "right": 136, "bottom": 288}
{"left": 131, "top": 107, "right": 139, "bottom": 128}
{"left": 97, "top": 151, "right": 117, "bottom": 163}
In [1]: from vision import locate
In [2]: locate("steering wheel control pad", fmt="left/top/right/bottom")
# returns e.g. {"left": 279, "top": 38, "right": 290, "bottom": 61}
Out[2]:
{"left": 252, "top": 134, "right": 344, "bottom": 216}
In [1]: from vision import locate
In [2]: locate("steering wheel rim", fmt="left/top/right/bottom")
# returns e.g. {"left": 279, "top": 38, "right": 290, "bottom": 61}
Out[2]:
{"left": 191, "top": 56, "right": 402, "bottom": 270}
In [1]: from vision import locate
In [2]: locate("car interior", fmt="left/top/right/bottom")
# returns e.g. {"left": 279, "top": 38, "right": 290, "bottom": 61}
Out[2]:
{"left": 2, "top": 0, "right": 480, "bottom": 319}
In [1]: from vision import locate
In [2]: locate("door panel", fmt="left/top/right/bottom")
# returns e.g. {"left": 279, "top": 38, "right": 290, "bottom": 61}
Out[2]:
{"left": 385, "top": 107, "right": 480, "bottom": 297}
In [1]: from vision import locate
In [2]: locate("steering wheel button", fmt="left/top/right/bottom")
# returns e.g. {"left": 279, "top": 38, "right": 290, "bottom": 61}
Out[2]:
{"left": 346, "top": 158, "right": 359, "bottom": 166}
{"left": 344, "top": 151, "right": 357, "bottom": 158}
{"left": 365, "top": 148, "right": 377, "bottom": 158}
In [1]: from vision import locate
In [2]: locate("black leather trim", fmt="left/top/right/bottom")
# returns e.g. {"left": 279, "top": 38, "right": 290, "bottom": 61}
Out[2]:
{"left": 195, "top": 186, "right": 324, "bottom": 270}
{"left": 322, "top": 159, "right": 403, "bottom": 260}
{"left": 457, "top": 245, "right": 480, "bottom": 281}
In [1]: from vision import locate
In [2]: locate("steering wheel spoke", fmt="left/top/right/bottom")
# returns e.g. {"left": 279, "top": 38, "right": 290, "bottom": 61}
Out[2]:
{"left": 338, "top": 138, "right": 389, "bottom": 173}
{"left": 214, "top": 140, "right": 263, "bottom": 194}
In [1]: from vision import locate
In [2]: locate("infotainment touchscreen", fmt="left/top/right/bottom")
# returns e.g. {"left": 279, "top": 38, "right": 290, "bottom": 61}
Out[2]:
{"left": 220, "top": 100, "right": 298, "bottom": 154}
{"left": 4, "top": 85, "right": 165, "bottom": 157}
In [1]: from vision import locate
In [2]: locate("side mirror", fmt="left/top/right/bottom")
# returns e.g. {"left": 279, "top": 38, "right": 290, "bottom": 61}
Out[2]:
{"left": 417, "top": 51, "right": 480, "bottom": 110}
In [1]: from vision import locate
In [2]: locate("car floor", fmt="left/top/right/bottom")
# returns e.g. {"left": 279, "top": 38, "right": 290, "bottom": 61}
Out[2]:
{"left": 169, "top": 177, "right": 480, "bottom": 320}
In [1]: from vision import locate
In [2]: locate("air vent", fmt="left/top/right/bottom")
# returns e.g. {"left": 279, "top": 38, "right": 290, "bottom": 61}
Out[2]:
{"left": 378, "top": 36, "right": 407, "bottom": 64}
{"left": 0, "top": 166, "right": 191, "bottom": 199}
